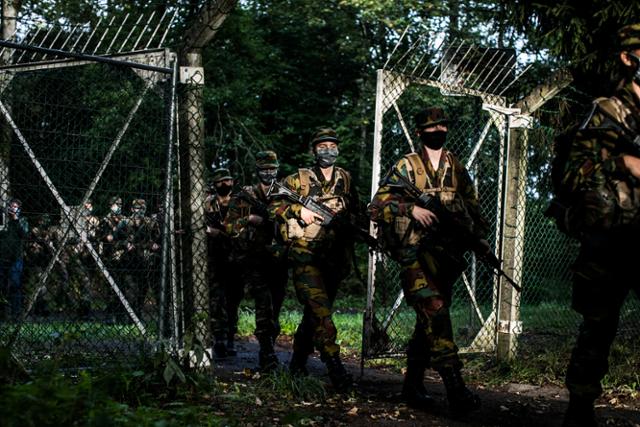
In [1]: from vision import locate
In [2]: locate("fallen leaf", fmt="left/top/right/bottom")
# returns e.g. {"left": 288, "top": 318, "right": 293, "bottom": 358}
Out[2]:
{"left": 499, "top": 405, "right": 509, "bottom": 412}
{"left": 256, "top": 397, "right": 262, "bottom": 406}
{"left": 347, "top": 406, "right": 358, "bottom": 416}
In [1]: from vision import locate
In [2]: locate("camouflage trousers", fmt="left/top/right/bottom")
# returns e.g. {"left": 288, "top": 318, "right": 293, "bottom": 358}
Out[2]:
{"left": 566, "top": 228, "right": 640, "bottom": 401}
{"left": 289, "top": 243, "right": 347, "bottom": 360}
{"left": 397, "top": 244, "right": 465, "bottom": 370}
{"left": 234, "top": 256, "right": 287, "bottom": 343}
{"left": 208, "top": 252, "right": 232, "bottom": 342}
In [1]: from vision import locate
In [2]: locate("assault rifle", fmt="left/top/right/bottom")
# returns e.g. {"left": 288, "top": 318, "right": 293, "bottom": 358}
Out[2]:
{"left": 266, "top": 180, "right": 380, "bottom": 250}
{"left": 386, "top": 168, "right": 522, "bottom": 292}
{"left": 236, "top": 189, "right": 270, "bottom": 220}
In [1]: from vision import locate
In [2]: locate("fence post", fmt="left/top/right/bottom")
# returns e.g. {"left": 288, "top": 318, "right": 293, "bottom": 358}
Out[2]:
{"left": 0, "top": 0, "right": 18, "bottom": 224}
{"left": 178, "top": 50, "right": 210, "bottom": 350}
{"left": 496, "top": 117, "right": 529, "bottom": 361}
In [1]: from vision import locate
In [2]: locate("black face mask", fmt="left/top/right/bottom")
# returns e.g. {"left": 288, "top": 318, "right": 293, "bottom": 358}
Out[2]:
{"left": 629, "top": 52, "right": 640, "bottom": 86}
{"left": 315, "top": 147, "right": 339, "bottom": 168}
{"left": 215, "top": 183, "right": 232, "bottom": 197}
{"left": 420, "top": 130, "right": 447, "bottom": 150}
{"left": 257, "top": 169, "right": 278, "bottom": 185}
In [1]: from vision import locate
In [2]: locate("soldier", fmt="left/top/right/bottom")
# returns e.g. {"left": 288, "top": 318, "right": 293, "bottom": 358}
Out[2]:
{"left": 368, "top": 107, "right": 489, "bottom": 413}
{"left": 100, "top": 196, "right": 127, "bottom": 321}
{"left": 269, "top": 128, "right": 359, "bottom": 391}
{"left": 121, "top": 198, "right": 161, "bottom": 315}
{"left": 206, "top": 167, "right": 236, "bottom": 357}
{"left": 0, "top": 199, "right": 29, "bottom": 320}
{"left": 224, "top": 150, "right": 287, "bottom": 371}
{"left": 555, "top": 24, "right": 640, "bottom": 427}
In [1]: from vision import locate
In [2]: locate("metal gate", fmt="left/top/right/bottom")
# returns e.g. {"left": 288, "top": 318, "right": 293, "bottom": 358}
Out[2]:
{"left": 0, "top": 13, "right": 180, "bottom": 368}
{"left": 362, "top": 31, "right": 576, "bottom": 362}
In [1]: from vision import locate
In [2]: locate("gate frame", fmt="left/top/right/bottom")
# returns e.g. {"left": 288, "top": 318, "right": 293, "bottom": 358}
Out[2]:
{"left": 0, "top": 42, "right": 180, "bottom": 352}
{"left": 363, "top": 66, "right": 573, "bottom": 365}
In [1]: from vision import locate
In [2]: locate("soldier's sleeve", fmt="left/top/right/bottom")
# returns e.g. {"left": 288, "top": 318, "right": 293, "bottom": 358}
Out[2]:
{"left": 367, "top": 158, "right": 415, "bottom": 224}
{"left": 562, "top": 110, "right": 630, "bottom": 192}
{"left": 269, "top": 174, "right": 303, "bottom": 223}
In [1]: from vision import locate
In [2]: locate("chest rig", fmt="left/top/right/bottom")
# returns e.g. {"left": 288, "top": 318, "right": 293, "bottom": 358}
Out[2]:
{"left": 286, "top": 167, "right": 351, "bottom": 241}
{"left": 393, "top": 151, "right": 460, "bottom": 246}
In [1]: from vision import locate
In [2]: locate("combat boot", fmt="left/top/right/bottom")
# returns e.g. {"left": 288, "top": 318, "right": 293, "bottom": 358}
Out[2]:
{"left": 258, "top": 337, "right": 279, "bottom": 372}
{"left": 289, "top": 351, "right": 309, "bottom": 376}
{"left": 401, "top": 359, "right": 434, "bottom": 409}
{"left": 562, "top": 396, "right": 597, "bottom": 427}
{"left": 323, "top": 354, "right": 353, "bottom": 392}
{"left": 438, "top": 367, "right": 481, "bottom": 414}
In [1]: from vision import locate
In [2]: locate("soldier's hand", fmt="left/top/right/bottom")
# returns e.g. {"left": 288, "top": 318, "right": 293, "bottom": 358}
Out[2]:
{"left": 411, "top": 205, "right": 439, "bottom": 228}
{"left": 127, "top": 242, "right": 135, "bottom": 251}
{"left": 248, "top": 214, "right": 264, "bottom": 225}
{"left": 106, "top": 234, "right": 114, "bottom": 242}
{"left": 300, "top": 207, "right": 324, "bottom": 225}
{"left": 152, "top": 243, "right": 160, "bottom": 251}
{"left": 207, "top": 226, "right": 221, "bottom": 237}
{"left": 622, "top": 154, "right": 640, "bottom": 178}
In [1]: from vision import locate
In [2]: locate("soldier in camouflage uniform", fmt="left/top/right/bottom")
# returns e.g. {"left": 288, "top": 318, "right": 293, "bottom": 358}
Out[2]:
{"left": 224, "top": 150, "right": 287, "bottom": 371}
{"left": 557, "top": 24, "right": 640, "bottom": 427}
{"left": 270, "top": 128, "right": 359, "bottom": 391}
{"left": 100, "top": 196, "right": 128, "bottom": 321}
{"left": 121, "top": 198, "right": 161, "bottom": 316}
{"left": 206, "top": 168, "right": 236, "bottom": 357}
{"left": 369, "top": 108, "right": 488, "bottom": 413}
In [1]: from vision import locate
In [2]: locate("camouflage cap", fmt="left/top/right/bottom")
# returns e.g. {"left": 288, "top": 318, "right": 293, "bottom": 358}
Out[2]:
{"left": 255, "top": 150, "right": 279, "bottom": 169}
{"left": 109, "top": 196, "right": 122, "bottom": 205}
{"left": 618, "top": 23, "right": 640, "bottom": 51}
{"left": 311, "top": 127, "right": 339, "bottom": 147}
{"left": 132, "top": 198, "right": 146, "bottom": 209}
{"left": 212, "top": 167, "right": 233, "bottom": 183}
{"left": 414, "top": 107, "right": 449, "bottom": 129}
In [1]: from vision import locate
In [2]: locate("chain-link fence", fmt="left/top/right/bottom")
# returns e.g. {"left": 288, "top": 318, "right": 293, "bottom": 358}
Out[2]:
{"left": 0, "top": 42, "right": 179, "bottom": 368}
{"left": 363, "top": 36, "right": 640, "bottom": 362}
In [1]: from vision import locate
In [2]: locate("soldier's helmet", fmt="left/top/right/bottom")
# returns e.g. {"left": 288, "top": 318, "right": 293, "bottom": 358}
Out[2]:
{"left": 131, "top": 198, "right": 147, "bottom": 215}
{"left": 211, "top": 167, "right": 233, "bottom": 183}
{"left": 255, "top": 150, "right": 279, "bottom": 169}
{"left": 109, "top": 196, "right": 122, "bottom": 206}
{"left": 311, "top": 127, "right": 339, "bottom": 148}
{"left": 618, "top": 23, "right": 640, "bottom": 51}
{"left": 414, "top": 107, "right": 449, "bottom": 130}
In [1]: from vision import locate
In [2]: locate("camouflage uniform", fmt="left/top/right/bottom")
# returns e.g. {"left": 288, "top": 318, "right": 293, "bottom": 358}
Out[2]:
{"left": 206, "top": 168, "right": 235, "bottom": 357}
{"left": 99, "top": 196, "right": 128, "bottom": 321}
{"left": 369, "top": 108, "right": 487, "bottom": 412}
{"left": 270, "top": 128, "right": 358, "bottom": 390}
{"left": 558, "top": 24, "right": 640, "bottom": 427}
{"left": 224, "top": 150, "right": 288, "bottom": 370}
{"left": 121, "top": 199, "right": 161, "bottom": 315}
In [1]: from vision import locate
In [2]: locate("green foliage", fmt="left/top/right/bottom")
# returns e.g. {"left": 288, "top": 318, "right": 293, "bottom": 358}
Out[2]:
{"left": 257, "top": 369, "right": 327, "bottom": 402}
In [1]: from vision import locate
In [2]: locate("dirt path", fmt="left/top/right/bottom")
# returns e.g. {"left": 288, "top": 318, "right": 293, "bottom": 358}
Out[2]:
{"left": 210, "top": 338, "right": 639, "bottom": 427}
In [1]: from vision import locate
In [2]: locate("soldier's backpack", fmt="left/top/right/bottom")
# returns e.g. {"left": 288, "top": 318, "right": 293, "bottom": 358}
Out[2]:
{"left": 545, "top": 96, "right": 640, "bottom": 237}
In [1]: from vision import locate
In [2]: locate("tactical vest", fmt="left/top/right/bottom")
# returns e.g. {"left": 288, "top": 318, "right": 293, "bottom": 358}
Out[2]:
{"left": 388, "top": 151, "right": 463, "bottom": 247}
{"left": 285, "top": 167, "right": 351, "bottom": 242}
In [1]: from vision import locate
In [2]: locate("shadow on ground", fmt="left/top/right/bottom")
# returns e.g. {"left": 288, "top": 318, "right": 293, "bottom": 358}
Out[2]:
{"left": 210, "top": 338, "right": 639, "bottom": 427}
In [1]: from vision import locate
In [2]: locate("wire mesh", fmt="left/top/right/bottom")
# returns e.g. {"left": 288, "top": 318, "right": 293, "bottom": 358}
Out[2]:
{"left": 365, "top": 35, "right": 640, "bottom": 362}
{"left": 0, "top": 48, "right": 177, "bottom": 368}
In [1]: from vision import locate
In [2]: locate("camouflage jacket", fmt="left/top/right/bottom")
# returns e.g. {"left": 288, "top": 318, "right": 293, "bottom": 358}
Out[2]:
{"left": 121, "top": 215, "right": 161, "bottom": 260}
{"left": 368, "top": 148, "right": 488, "bottom": 250}
{"left": 225, "top": 183, "right": 279, "bottom": 258}
{"left": 270, "top": 166, "right": 360, "bottom": 249}
{"left": 99, "top": 213, "right": 127, "bottom": 259}
{"left": 561, "top": 81, "right": 640, "bottom": 230}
